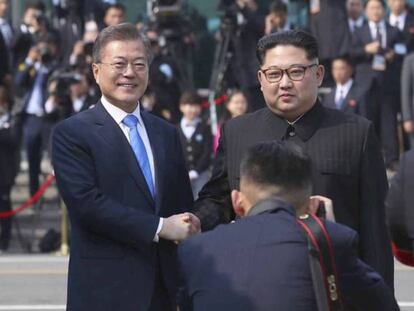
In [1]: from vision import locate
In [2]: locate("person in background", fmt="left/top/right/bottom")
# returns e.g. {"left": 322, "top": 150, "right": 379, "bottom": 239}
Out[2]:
{"left": 0, "top": 0, "right": 13, "bottom": 84}
{"left": 351, "top": 0, "right": 404, "bottom": 171}
{"left": 347, "top": 0, "right": 366, "bottom": 33}
{"left": 388, "top": 0, "right": 414, "bottom": 53}
{"left": 102, "top": 3, "right": 125, "bottom": 28}
{"left": 15, "top": 36, "right": 59, "bottom": 196}
{"left": 213, "top": 90, "right": 249, "bottom": 153}
{"left": 401, "top": 51, "right": 414, "bottom": 148}
{"left": 0, "top": 84, "right": 21, "bottom": 253}
{"left": 386, "top": 148, "right": 414, "bottom": 267}
{"left": 322, "top": 55, "right": 369, "bottom": 117}
{"left": 265, "top": 1, "right": 293, "bottom": 35}
{"left": 178, "top": 91, "right": 212, "bottom": 199}
{"left": 69, "top": 71, "right": 98, "bottom": 114}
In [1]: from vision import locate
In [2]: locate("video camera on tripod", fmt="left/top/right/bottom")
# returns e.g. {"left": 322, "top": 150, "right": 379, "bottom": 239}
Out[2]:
{"left": 146, "top": 0, "right": 187, "bottom": 40}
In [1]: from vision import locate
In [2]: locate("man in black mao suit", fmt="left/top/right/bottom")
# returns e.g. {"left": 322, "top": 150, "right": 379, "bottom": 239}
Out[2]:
{"left": 52, "top": 24, "right": 200, "bottom": 311}
{"left": 194, "top": 30, "right": 394, "bottom": 288}
{"left": 180, "top": 141, "right": 399, "bottom": 311}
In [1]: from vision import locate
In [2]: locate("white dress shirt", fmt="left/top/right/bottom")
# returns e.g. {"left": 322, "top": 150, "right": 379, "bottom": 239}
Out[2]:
{"left": 389, "top": 11, "right": 407, "bottom": 31}
{"left": 101, "top": 96, "right": 163, "bottom": 241}
{"left": 348, "top": 16, "right": 364, "bottom": 32}
{"left": 0, "top": 17, "right": 12, "bottom": 47}
{"left": 369, "top": 20, "right": 387, "bottom": 48}
{"left": 335, "top": 79, "right": 353, "bottom": 109}
{"left": 180, "top": 117, "right": 200, "bottom": 140}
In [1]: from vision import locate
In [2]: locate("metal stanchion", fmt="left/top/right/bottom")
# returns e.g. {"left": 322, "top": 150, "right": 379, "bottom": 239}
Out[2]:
{"left": 56, "top": 198, "right": 69, "bottom": 256}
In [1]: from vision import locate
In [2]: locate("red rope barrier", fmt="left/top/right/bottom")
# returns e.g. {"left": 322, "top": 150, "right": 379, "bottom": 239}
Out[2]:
{"left": 201, "top": 95, "right": 229, "bottom": 109}
{"left": 0, "top": 174, "right": 56, "bottom": 218}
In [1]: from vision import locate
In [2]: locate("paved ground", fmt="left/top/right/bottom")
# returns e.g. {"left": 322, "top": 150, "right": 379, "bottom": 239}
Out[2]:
{"left": 0, "top": 254, "right": 412, "bottom": 310}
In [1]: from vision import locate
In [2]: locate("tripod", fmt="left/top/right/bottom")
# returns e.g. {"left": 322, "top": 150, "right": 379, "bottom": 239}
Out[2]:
{"left": 207, "top": 20, "right": 238, "bottom": 136}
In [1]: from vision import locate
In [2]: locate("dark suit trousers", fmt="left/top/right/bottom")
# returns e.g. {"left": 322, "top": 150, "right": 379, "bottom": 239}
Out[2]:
{"left": 0, "top": 186, "right": 12, "bottom": 250}
{"left": 149, "top": 252, "right": 173, "bottom": 311}
{"left": 378, "top": 93, "right": 400, "bottom": 166}
{"left": 23, "top": 115, "right": 48, "bottom": 196}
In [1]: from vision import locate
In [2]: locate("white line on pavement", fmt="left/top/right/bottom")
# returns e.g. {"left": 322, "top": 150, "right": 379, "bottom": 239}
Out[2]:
{"left": 0, "top": 256, "right": 68, "bottom": 263}
{"left": 400, "top": 302, "right": 414, "bottom": 307}
{"left": 0, "top": 306, "right": 65, "bottom": 310}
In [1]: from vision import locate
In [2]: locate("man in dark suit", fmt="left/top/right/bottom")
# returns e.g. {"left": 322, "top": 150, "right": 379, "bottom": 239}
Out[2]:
{"left": 51, "top": 23, "right": 200, "bottom": 311}
{"left": 15, "top": 36, "right": 58, "bottom": 196}
{"left": 350, "top": 0, "right": 404, "bottom": 169}
{"left": 181, "top": 141, "right": 399, "bottom": 311}
{"left": 322, "top": 55, "right": 369, "bottom": 117}
{"left": 0, "top": 84, "right": 21, "bottom": 253}
{"left": 347, "top": 0, "right": 366, "bottom": 33}
{"left": 194, "top": 30, "right": 394, "bottom": 288}
{"left": 310, "top": 0, "right": 351, "bottom": 86}
{"left": 388, "top": 0, "right": 414, "bottom": 53}
{"left": 401, "top": 51, "right": 414, "bottom": 148}
{"left": 0, "top": 0, "right": 12, "bottom": 84}
{"left": 386, "top": 148, "right": 414, "bottom": 267}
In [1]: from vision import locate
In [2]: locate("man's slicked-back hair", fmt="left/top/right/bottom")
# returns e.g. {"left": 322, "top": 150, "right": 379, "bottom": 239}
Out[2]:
{"left": 93, "top": 23, "right": 153, "bottom": 64}
{"left": 240, "top": 141, "right": 312, "bottom": 207}
{"left": 256, "top": 30, "right": 319, "bottom": 65}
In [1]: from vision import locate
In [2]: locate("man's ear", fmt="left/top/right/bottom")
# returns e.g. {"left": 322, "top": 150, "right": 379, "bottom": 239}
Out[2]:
{"left": 257, "top": 70, "right": 263, "bottom": 84}
{"left": 231, "top": 189, "right": 246, "bottom": 217}
{"left": 316, "top": 64, "right": 325, "bottom": 87}
{"left": 92, "top": 63, "right": 100, "bottom": 85}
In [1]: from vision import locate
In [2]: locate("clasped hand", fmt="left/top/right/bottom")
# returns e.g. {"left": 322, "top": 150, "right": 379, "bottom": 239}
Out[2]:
{"left": 159, "top": 212, "right": 201, "bottom": 242}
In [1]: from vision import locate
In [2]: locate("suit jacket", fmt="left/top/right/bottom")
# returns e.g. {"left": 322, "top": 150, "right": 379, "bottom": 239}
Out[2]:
{"left": 310, "top": 0, "right": 351, "bottom": 60}
{"left": 401, "top": 52, "right": 414, "bottom": 122}
{"left": 397, "top": 12, "right": 414, "bottom": 53}
{"left": 0, "top": 112, "right": 21, "bottom": 189}
{"left": 181, "top": 199, "right": 398, "bottom": 311}
{"left": 386, "top": 149, "right": 414, "bottom": 266}
{"left": 351, "top": 22, "right": 404, "bottom": 94}
{"left": 194, "top": 102, "right": 393, "bottom": 288}
{"left": 14, "top": 61, "right": 56, "bottom": 114}
{"left": 178, "top": 120, "right": 212, "bottom": 174}
{"left": 321, "top": 80, "right": 369, "bottom": 117}
{"left": 0, "top": 31, "right": 9, "bottom": 83}
{"left": 51, "top": 102, "right": 193, "bottom": 311}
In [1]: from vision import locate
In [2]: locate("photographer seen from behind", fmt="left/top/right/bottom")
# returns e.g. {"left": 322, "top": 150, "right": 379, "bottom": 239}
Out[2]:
{"left": 179, "top": 141, "right": 399, "bottom": 311}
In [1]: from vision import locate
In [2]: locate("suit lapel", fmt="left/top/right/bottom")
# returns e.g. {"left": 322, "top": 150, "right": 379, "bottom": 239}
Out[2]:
{"left": 94, "top": 103, "right": 154, "bottom": 206}
{"left": 141, "top": 112, "right": 166, "bottom": 213}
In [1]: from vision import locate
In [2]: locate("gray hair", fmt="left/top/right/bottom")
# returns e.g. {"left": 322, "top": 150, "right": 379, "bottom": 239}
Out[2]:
{"left": 92, "top": 23, "right": 153, "bottom": 64}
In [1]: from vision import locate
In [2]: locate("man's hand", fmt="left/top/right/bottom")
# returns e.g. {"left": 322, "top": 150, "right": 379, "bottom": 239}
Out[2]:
{"left": 159, "top": 212, "right": 201, "bottom": 242}
{"left": 309, "top": 195, "right": 336, "bottom": 222}
{"left": 403, "top": 120, "right": 414, "bottom": 133}
{"left": 365, "top": 41, "right": 380, "bottom": 54}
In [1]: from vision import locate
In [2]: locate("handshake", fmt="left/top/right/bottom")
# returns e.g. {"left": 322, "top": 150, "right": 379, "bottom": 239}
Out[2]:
{"left": 159, "top": 212, "right": 201, "bottom": 242}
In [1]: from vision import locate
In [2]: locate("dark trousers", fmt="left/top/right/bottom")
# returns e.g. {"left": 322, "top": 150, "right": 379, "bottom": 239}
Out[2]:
{"left": 376, "top": 93, "right": 400, "bottom": 167}
{"left": 0, "top": 186, "right": 12, "bottom": 250}
{"left": 149, "top": 255, "right": 174, "bottom": 311}
{"left": 23, "top": 115, "right": 50, "bottom": 196}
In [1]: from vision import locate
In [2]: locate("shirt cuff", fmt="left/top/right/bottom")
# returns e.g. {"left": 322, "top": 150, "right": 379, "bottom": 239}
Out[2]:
{"left": 153, "top": 217, "right": 164, "bottom": 242}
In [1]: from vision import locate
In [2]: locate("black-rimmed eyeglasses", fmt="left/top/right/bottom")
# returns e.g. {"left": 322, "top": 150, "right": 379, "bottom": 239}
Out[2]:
{"left": 260, "top": 63, "right": 318, "bottom": 83}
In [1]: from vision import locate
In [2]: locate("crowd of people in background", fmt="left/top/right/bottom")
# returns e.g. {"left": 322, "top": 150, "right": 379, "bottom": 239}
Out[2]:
{"left": 0, "top": 0, "right": 413, "bottom": 255}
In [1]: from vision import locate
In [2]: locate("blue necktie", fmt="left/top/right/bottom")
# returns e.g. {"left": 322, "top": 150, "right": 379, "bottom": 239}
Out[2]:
{"left": 122, "top": 114, "right": 155, "bottom": 198}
